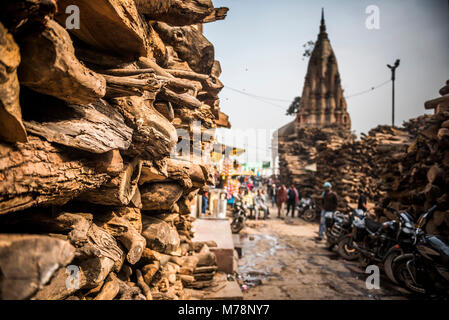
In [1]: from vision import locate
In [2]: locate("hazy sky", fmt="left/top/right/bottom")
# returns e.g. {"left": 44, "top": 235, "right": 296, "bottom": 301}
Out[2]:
{"left": 204, "top": 0, "right": 449, "bottom": 163}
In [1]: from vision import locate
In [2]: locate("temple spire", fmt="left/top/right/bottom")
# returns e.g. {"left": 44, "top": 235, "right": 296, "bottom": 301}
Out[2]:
{"left": 296, "top": 9, "right": 351, "bottom": 130}
{"left": 320, "top": 8, "right": 326, "bottom": 34}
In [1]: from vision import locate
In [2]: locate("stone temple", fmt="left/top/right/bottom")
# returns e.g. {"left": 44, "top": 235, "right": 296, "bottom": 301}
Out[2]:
{"left": 296, "top": 9, "right": 351, "bottom": 130}
{"left": 273, "top": 10, "right": 354, "bottom": 195}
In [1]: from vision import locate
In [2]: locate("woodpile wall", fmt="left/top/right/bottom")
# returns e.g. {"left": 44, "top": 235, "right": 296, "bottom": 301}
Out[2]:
{"left": 377, "top": 81, "right": 449, "bottom": 239}
{"left": 0, "top": 0, "right": 230, "bottom": 300}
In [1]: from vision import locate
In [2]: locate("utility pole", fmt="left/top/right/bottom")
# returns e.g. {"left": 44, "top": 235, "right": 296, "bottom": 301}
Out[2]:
{"left": 387, "top": 59, "right": 400, "bottom": 127}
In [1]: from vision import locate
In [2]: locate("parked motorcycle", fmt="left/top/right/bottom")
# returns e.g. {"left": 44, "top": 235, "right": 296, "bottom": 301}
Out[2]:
{"left": 334, "top": 209, "right": 366, "bottom": 260}
{"left": 348, "top": 207, "right": 416, "bottom": 267}
{"left": 324, "top": 210, "right": 351, "bottom": 250}
{"left": 296, "top": 197, "right": 317, "bottom": 222}
{"left": 231, "top": 197, "right": 248, "bottom": 234}
{"left": 382, "top": 209, "right": 419, "bottom": 284}
{"left": 392, "top": 205, "right": 449, "bottom": 294}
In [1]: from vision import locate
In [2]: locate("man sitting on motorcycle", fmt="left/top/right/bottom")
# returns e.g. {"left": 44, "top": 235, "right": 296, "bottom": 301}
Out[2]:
{"left": 316, "top": 182, "right": 338, "bottom": 241}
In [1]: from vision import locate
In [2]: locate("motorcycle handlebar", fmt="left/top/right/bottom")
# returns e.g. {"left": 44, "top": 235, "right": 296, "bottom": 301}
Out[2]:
{"left": 426, "top": 205, "right": 438, "bottom": 216}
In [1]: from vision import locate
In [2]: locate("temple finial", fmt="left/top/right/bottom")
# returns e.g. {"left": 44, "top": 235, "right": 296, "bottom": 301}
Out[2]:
{"left": 320, "top": 8, "right": 326, "bottom": 33}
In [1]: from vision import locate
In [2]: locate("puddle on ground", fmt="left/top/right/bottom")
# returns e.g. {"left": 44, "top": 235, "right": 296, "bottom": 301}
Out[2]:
{"left": 237, "top": 233, "right": 286, "bottom": 289}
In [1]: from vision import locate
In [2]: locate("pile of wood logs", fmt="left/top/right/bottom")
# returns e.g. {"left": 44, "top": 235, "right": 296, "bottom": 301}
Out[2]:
{"left": 277, "top": 126, "right": 358, "bottom": 208}
{"left": 278, "top": 123, "right": 418, "bottom": 210}
{"left": 376, "top": 80, "right": 449, "bottom": 239}
{"left": 0, "top": 0, "right": 230, "bottom": 300}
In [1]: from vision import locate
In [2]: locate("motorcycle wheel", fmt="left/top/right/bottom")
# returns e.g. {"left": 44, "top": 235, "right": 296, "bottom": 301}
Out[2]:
{"left": 393, "top": 255, "right": 426, "bottom": 294}
{"left": 337, "top": 236, "right": 360, "bottom": 261}
{"left": 383, "top": 247, "right": 403, "bottom": 284}
{"left": 326, "top": 237, "right": 335, "bottom": 250}
{"left": 231, "top": 218, "right": 244, "bottom": 234}
{"left": 302, "top": 209, "right": 316, "bottom": 222}
{"left": 358, "top": 255, "right": 372, "bottom": 268}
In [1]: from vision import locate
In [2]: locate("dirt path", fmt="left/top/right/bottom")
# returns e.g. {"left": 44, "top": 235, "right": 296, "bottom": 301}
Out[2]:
{"left": 236, "top": 211, "right": 413, "bottom": 300}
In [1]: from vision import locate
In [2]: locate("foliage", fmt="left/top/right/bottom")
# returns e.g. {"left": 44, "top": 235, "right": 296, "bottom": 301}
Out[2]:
{"left": 286, "top": 96, "right": 301, "bottom": 116}
{"left": 302, "top": 40, "right": 315, "bottom": 60}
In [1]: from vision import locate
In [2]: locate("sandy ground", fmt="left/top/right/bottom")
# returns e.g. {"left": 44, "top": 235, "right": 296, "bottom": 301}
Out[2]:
{"left": 236, "top": 207, "right": 414, "bottom": 300}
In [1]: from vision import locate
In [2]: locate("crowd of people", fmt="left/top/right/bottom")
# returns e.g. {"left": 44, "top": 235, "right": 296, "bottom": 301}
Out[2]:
{"left": 205, "top": 168, "right": 368, "bottom": 241}
{"left": 267, "top": 180, "right": 368, "bottom": 242}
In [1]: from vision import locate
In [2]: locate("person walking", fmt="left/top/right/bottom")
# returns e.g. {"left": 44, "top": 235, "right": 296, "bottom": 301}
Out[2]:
{"left": 316, "top": 182, "right": 337, "bottom": 241}
{"left": 276, "top": 185, "right": 287, "bottom": 218}
{"left": 286, "top": 185, "right": 299, "bottom": 218}
{"left": 270, "top": 184, "right": 277, "bottom": 206}
{"left": 201, "top": 191, "right": 209, "bottom": 215}
{"left": 357, "top": 189, "right": 367, "bottom": 212}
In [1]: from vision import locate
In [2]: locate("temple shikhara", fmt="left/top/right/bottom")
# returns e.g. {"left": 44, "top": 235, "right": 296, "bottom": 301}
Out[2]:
{"left": 296, "top": 10, "right": 351, "bottom": 130}
{"left": 274, "top": 10, "right": 355, "bottom": 199}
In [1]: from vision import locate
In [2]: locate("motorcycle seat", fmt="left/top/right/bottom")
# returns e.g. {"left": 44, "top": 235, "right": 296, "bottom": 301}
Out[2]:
{"left": 365, "top": 219, "right": 383, "bottom": 233}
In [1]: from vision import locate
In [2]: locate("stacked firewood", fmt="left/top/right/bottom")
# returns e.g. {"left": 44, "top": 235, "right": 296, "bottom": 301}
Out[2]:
{"left": 277, "top": 122, "right": 417, "bottom": 210}
{"left": 0, "top": 0, "right": 229, "bottom": 300}
{"left": 377, "top": 80, "right": 449, "bottom": 239}
{"left": 277, "top": 126, "right": 359, "bottom": 208}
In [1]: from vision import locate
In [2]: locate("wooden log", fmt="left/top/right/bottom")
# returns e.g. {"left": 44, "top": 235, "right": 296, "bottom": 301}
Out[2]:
{"left": 31, "top": 223, "right": 124, "bottom": 299}
{"left": 18, "top": 19, "right": 106, "bottom": 105}
{"left": 136, "top": 269, "right": 152, "bottom": 300}
{"left": 33, "top": 211, "right": 93, "bottom": 247}
{"left": 0, "top": 0, "right": 57, "bottom": 31}
{"left": 142, "top": 215, "right": 180, "bottom": 254}
{"left": 141, "top": 248, "right": 162, "bottom": 263}
{"left": 194, "top": 272, "right": 214, "bottom": 281}
{"left": 0, "top": 23, "right": 27, "bottom": 143}
{"left": 0, "top": 135, "right": 113, "bottom": 215}
{"left": 440, "top": 80, "right": 449, "bottom": 96}
{"left": 141, "top": 182, "right": 184, "bottom": 211}
{"left": 102, "top": 73, "right": 163, "bottom": 98}
{"left": 108, "top": 272, "right": 144, "bottom": 300}
{"left": 24, "top": 99, "right": 133, "bottom": 154}
{"left": 55, "top": 0, "right": 150, "bottom": 57}
{"left": 94, "top": 212, "right": 146, "bottom": 265}
{"left": 75, "top": 46, "right": 135, "bottom": 69}
{"left": 99, "top": 68, "right": 156, "bottom": 77}
{"left": 154, "top": 101, "right": 175, "bottom": 122}
{"left": 215, "top": 111, "right": 231, "bottom": 128}
{"left": 31, "top": 264, "right": 84, "bottom": 300}
{"left": 158, "top": 87, "right": 202, "bottom": 109}
{"left": 78, "top": 158, "right": 142, "bottom": 207}
{"left": 95, "top": 149, "right": 125, "bottom": 176}
{"left": 94, "top": 279, "right": 120, "bottom": 300}
{"left": 179, "top": 256, "right": 199, "bottom": 275}
{"left": 154, "top": 22, "right": 214, "bottom": 75}
{"left": 193, "top": 266, "right": 218, "bottom": 274}
{"left": 425, "top": 95, "right": 449, "bottom": 110}
{"left": 179, "top": 274, "right": 195, "bottom": 286}
{"left": 185, "top": 279, "right": 213, "bottom": 289}
{"left": 202, "top": 7, "right": 229, "bottom": 23}
{"left": 157, "top": 75, "right": 201, "bottom": 95}
{"left": 176, "top": 191, "right": 198, "bottom": 215}
{"left": 135, "top": 0, "right": 214, "bottom": 26}
{"left": 167, "top": 158, "right": 207, "bottom": 188}
{"left": 113, "top": 207, "right": 143, "bottom": 234}
{"left": 139, "top": 160, "right": 168, "bottom": 185}
{"left": 141, "top": 261, "right": 160, "bottom": 285}
{"left": 111, "top": 95, "right": 177, "bottom": 159}
{"left": 138, "top": 56, "right": 174, "bottom": 78}
{"left": 0, "top": 234, "right": 75, "bottom": 300}
{"left": 118, "top": 264, "right": 132, "bottom": 282}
